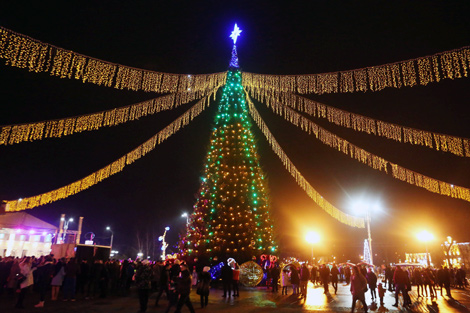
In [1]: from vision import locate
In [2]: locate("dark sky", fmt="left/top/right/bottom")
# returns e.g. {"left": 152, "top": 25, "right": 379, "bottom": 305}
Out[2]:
{"left": 1, "top": 1, "right": 469, "bottom": 262}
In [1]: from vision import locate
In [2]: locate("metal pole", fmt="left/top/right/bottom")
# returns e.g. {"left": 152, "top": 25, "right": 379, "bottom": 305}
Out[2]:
{"left": 425, "top": 243, "right": 430, "bottom": 267}
{"left": 110, "top": 232, "right": 114, "bottom": 249}
{"left": 367, "top": 211, "right": 373, "bottom": 265}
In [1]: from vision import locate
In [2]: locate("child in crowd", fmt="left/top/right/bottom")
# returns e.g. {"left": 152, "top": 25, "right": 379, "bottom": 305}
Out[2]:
{"left": 378, "top": 282, "right": 386, "bottom": 306}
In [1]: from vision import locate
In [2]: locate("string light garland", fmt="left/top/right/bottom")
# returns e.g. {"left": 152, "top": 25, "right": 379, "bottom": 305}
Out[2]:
{"left": 252, "top": 92, "right": 470, "bottom": 204}
{"left": 246, "top": 96, "right": 365, "bottom": 228}
{"left": 0, "top": 26, "right": 226, "bottom": 94}
{"left": 253, "top": 90, "right": 470, "bottom": 157}
{"left": 4, "top": 90, "right": 217, "bottom": 212}
{"left": 243, "top": 46, "right": 470, "bottom": 95}
{"left": 0, "top": 89, "right": 217, "bottom": 145}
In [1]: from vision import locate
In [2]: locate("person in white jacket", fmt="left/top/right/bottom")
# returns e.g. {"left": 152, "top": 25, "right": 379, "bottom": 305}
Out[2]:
{"left": 15, "top": 257, "right": 35, "bottom": 309}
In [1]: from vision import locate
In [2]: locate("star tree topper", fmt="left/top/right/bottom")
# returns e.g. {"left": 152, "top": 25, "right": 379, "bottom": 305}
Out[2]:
{"left": 230, "top": 24, "right": 242, "bottom": 44}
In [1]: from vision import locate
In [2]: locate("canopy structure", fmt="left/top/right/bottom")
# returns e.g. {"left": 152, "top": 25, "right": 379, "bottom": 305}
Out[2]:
{"left": 0, "top": 212, "right": 57, "bottom": 232}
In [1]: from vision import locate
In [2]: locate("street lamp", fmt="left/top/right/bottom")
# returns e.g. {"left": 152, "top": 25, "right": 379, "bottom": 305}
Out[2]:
{"left": 61, "top": 217, "right": 74, "bottom": 243}
{"left": 158, "top": 226, "right": 170, "bottom": 261}
{"left": 351, "top": 197, "right": 381, "bottom": 266}
{"left": 106, "top": 226, "right": 114, "bottom": 249}
{"left": 305, "top": 231, "right": 320, "bottom": 262}
{"left": 181, "top": 213, "right": 189, "bottom": 226}
{"left": 416, "top": 230, "right": 434, "bottom": 267}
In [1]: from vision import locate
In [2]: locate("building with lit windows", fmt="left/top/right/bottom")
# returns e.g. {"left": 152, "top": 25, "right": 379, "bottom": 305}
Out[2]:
{"left": 443, "top": 236, "right": 470, "bottom": 268}
{"left": 0, "top": 212, "right": 57, "bottom": 257}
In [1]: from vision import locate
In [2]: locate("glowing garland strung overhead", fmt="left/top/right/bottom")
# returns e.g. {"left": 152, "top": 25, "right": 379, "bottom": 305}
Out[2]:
{"left": 246, "top": 96, "right": 365, "bottom": 228}
{"left": 253, "top": 91, "right": 470, "bottom": 158}
{"left": 0, "top": 26, "right": 226, "bottom": 94}
{"left": 4, "top": 90, "right": 217, "bottom": 212}
{"left": 0, "top": 89, "right": 216, "bottom": 145}
{"left": 243, "top": 45, "right": 470, "bottom": 95}
{"left": 253, "top": 92, "right": 470, "bottom": 204}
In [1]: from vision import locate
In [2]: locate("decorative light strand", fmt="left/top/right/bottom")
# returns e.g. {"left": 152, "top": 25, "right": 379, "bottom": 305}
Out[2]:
{"left": 246, "top": 96, "right": 365, "bottom": 228}
{"left": 0, "top": 88, "right": 217, "bottom": 145}
{"left": 254, "top": 92, "right": 470, "bottom": 204}
{"left": 0, "top": 26, "right": 226, "bottom": 94}
{"left": 243, "top": 46, "right": 470, "bottom": 96}
{"left": 253, "top": 90, "right": 470, "bottom": 157}
{"left": 4, "top": 90, "right": 217, "bottom": 212}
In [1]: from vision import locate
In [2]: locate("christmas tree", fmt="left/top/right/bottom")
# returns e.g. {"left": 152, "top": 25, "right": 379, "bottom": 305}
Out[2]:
{"left": 180, "top": 25, "right": 277, "bottom": 262}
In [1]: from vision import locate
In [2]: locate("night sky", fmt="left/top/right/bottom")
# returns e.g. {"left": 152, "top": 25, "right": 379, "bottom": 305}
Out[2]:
{"left": 1, "top": 1, "right": 469, "bottom": 263}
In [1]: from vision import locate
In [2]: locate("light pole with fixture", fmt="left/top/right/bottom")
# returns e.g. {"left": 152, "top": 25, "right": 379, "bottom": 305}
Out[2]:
{"left": 305, "top": 231, "right": 320, "bottom": 262}
{"left": 351, "top": 196, "right": 381, "bottom": 266}
{"left": 106, "top": 226, "right": 114, "bottom": 249}
{"left": 62, "top": 217, "right": 74, "bottom": 244}
{"left": 181, "top": 213, "right": 189, "bottom": 227}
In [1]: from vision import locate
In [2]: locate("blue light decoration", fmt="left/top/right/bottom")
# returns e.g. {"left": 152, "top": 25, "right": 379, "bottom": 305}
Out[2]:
{"left": 229, "top": 24, "right": 242, "bottom": 68}
{"left": 209, "top": 262, "right": 225, "bottom": 280}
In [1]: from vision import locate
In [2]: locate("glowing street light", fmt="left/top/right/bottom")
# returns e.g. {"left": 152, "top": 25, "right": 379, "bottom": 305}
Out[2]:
{"left": 305, "top": 231, "right": 320, "bottom": 261}
{"left": 350, "top": 196, "right": 381, "bottom": 266}
{"left": 106, "top": 226, "right": 114, "bottom": 249}
{"left": 181, "top": 213, "right": 189, "bottom": 226}
{"left": 61, "top": 217, "right": 74, "bottom": 243}
{"left": 158, "top": 226, "right": 170, "bottom": 261}
{"left": 417, "top": 230, "right": 434, "bottom": 267}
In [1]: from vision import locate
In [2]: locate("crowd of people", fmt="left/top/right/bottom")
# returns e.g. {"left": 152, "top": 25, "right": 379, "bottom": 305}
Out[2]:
{"left": 1, "top": 254, "right": 468, "bottom": 312}
{"left": 264, "top": 262, "right": 468, "bottom": 313}
{"left": 0, "top": 254, "right": 216, "bottom": 312}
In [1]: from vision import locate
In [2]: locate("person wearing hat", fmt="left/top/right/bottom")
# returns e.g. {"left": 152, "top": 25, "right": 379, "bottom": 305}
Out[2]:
{"left": 197, "top": 266, "right": 212, "bottom": 308}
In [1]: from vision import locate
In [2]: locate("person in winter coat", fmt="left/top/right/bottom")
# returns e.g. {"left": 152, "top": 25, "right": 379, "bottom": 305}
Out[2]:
{"left": 281, "top": 268, "right": 290, "bottom": 295}
{"left": 232, "top": 263, "right": 240, "bottom": 296}
{"left": 270, "top": 265, "right": 280, "bottom": 293}
{"left": 135, "top": 259, "right": 153, "bottom": 313}
{"left": 175, "top": 263, "right": 195, "bottom": 313}
{"left": 198, "top": 266, "right": 211, "bottom": 308}
{"left": 221, "top": 262, "right": 233, "bottom": 297}
{"left": 51, "top": 258, "right": 66, "bottom": 301}
{"left": 34, "top": 255, "right": 54, "bottom": 308}
{"left": 350, "top": 265, "right": 368, "bottom": 313}
{"left": 300, "top": 263, "right": 310, "bottom": 298}
{"left": 155, "top": 262, "right": 171, "bottom": 306}
{"left": 15, "top": 257, "right": 35, "bottom": 309}
{"left": 377, "top": 282, "right": 386, "bottom": 306}
{"left": 366, "top": 268, "right": 378, "bottom": 301}
{"left": 392, "top": 265, "right": 408, "bottom": 307}
{"left": 63, "top": 257, "right": 80, "bottom": 301}
{"left": 331, "top": 264, "right": 340, "bottom": 294}
{"left": 319, "top": 264, "right": 330, "bottom": 294}
{"left": 290, "top": 266, "right": 300, "bottom": 295}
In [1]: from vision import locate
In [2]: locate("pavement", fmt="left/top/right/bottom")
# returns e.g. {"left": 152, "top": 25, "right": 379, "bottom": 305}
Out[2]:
{"left": 1, "top": 281, "right": 469, "bottom": 313}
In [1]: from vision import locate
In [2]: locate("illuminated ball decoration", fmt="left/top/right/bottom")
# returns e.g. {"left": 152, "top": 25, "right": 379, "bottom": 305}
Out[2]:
{"left": 239, "top": 261, "right": 264, "bottom": 287}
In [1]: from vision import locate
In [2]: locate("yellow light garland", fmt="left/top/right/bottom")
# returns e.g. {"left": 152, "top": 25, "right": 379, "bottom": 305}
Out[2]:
{"left": 246, "top": 96, "right": 365, "bottom": 228}
{"left": 253, "top": 91, "right": 470, "bottom": 204}
{"left": 243, "top": 46, "right": 470, "bottom": 95}
{"left": 0, "top": 26, "right": 226, "bottom": 94}
{"left": 4, "top": 89, "right": 217, "bottom": 211}
{"left": 254, "top": 90, "right": 470, "bottom": 157}
{"left": 0, "top": 89, "right": 217, "bottom": 145}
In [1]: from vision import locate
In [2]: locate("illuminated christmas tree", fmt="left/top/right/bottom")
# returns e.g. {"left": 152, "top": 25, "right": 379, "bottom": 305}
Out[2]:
{"left": 181, "top": 25, "right": 277, "bottom": 262}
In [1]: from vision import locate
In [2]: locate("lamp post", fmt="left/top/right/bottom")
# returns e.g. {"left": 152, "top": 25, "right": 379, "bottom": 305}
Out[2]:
{"left": 305, "top": 231, "right": 320, "bottom": 263}
{"left": 158, "top": 226, "right": 170, "bottom": 261}
{"left": 106, "top": 226, "right": 114, "bottom": 249}
{"left": 61, "top": 217, "right": 74, "bottom": 244}
{"left": 417, "top": 230, "right": 434, "bottom": 267}
{"left": 181, "top": 213, "right": 189, "bottom": 227}
{"left": 351, "top": 197, "right": 381, "bottom": 266}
